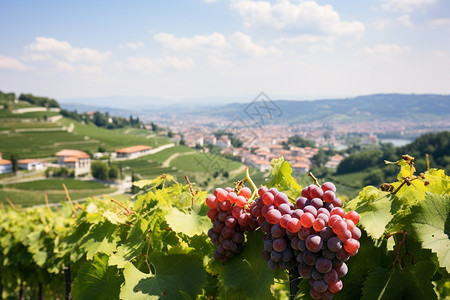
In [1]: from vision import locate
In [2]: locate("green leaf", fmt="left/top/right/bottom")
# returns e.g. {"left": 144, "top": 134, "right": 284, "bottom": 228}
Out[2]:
{"left": 268, "top": 157, "right": 302, "bottom": 198}
{"left": 72, "top": 253, "right": 123, "bottom": 300}
{"left": 403, "top": 193, "right": 450, "bottom": 271}
{"left": 397, "top": 155, "right": 416, "bottom": 181}
{"left": 79, "top": 220, "right": 121, "bottom": 260}
{"left": 165, "top": 204, "right": 210, "bottom": 237}
{"left": 120, "top": 252, "right": 206, "bottom": 300}
{"left": 219, "top": 230, "right": 278, "bottom": 299}
{"left": 347, "top": 187, "right": 402, "bottom": 239}
{"left": 361, "top": 263, "right": 438, "bottom": 300}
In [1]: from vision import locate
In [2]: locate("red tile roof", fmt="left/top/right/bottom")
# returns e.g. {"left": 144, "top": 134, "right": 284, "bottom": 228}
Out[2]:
{"left": 0, "top": 159, "right": 12, "bottom": 165}
{"left": 18, "top": 159, "right": 46, "bottom": 164}
{"left": 116, "top": 145, "right": 152, "bottom": 154}
{"left": 55, "top": 149, "right": 90, "bottom": 158}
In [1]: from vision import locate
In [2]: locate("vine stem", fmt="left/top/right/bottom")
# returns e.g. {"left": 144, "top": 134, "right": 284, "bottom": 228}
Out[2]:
{"left": 244, "top": 167, "right": 258, "bottom": 198}
{"left": 5, "top": 197, "right": 17, "bottom": 210}
{"left": 62, "top": 184, "right": 76, "bottom": 215}
{"left": 308, "top": 172, "right": 320, "bottom": 187}
{"left": 103, "top": 195, "right": 133, "bottom": 216}
{"left": 144, "top": 236, "right": 153, "bottom": 274}
{"left": 426, "top": 153, "right": 430, "bottom": 171}
{"left": 185, "top": 176, "right": 195, "bottom": 207}
{"left": 44, "top": 194, "right": 53, "bottom": 215}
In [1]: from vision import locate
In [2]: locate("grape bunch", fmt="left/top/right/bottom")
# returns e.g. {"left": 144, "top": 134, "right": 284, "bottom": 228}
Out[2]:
{"left": 205, "top": 186, "right": 260, "bottom": 262}
{"left": 254, "top": 183, "right": 361, "bottom": 300}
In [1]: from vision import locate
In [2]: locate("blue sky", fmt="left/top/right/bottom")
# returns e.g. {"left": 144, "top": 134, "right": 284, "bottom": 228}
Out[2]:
{"left": 0, "top": 0, "right": 449, "bottom": 103}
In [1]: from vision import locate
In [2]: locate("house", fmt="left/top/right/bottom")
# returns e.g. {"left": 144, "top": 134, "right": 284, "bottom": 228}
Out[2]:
{"left": 292, "top": 162, "right": 310, "bottom": 173}
{"left": 0, "top": 153, "right": 12, "bottom": 174}
{"left": 55, "top": 149, "right": 91, "bottom": 176}
{"left": 325, "top": 154, "right": 345, "bottom": 169}
{"left": 115, "top": 145, "right": 152, "bottom": 159}
{"left": 17, "top": 159, "right": 46, "bottom": 171}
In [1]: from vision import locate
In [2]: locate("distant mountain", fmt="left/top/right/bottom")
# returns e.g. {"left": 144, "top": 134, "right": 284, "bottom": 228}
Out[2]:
{"left": 196, "top": 94, "right": 450, "bottom": 124}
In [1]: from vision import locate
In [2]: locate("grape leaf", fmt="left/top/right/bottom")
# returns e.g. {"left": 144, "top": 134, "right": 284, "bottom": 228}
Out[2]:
{"left": 218, "top": 230, "right": 277, "bottom": 299}
{"left": 268, "top": 157, "right": 302, "bottom": 198}
{"left": 79, "top": 220, "right": 121, "bottom": 260}
{"left": 165, "top": 204, "right": 210, "bottom": 237}
{"left": 120, "top": 252, "right": 206, "bottom": 300}
{"left": 403, "top": 193, "right": 450, "bottom": 271}
{"left": 361, "top": 262, "right": 437, "bottom": 300}
{"left": 72, "top": 253, "right": 123, "bottom": 300}
{"left": 348, "top": 187, "right": 402, "bottom": 239}
{"left": 397, "top": 155, "right": 416, "bottom": 181}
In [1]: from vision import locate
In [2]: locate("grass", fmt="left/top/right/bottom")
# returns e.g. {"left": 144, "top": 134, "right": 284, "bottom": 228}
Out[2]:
{"left": 4, "top": 179, "right": 109, "bottom": 190}
{"left": 146, "top": 145, "right": 194, "bottom": 161}
{"left": 170, "top": 153, "right": 241, "bottom": 173}
{"left": 0, "top": 111, "right": 60, "bottom": 119}
{"left": 0, "top": 130, "right": 100, "bottom": 158}
{"left": 0, "top": 187, "right": 116, "bottom": 207}
{"left": 58, "top": 118, "right": 170, "bottom": 151}
{"left": 0, "top": 121, "right": 62, "bottom": 131}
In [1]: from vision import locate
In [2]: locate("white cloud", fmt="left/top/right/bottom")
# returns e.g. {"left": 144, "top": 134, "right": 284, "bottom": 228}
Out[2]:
{"left": 382, "top": 0, "right": 436, "bottom": 12}
{"left": 398, "top": 15, "right": 413, "bottom": 27}
{"left": 372, "top": 19, "right": 392, "bottom": 30}
{"left": 429, "top": 18, "right": 450, "bottom": 27}
{"left": 204, "top": 0, "right": 218, "bottom": 3}
{"left": 275, "top": 35, "right": 334, "bottom": 54}
{"left": 230, "top": 0, "right": 365, "bottom": 37}
{"left": 358, "top": 44, "right": 411, "bottom": 55}
{"left": 431, "top": 50, "right": 446, "bottom": 57}
{"left": 56, "top": 61, "right": 75, "bottom": 72}
{"left": 154, "top": 32, "right": 229, "bottom": 52}
{"left": 124, "top": 42, "right": 144, "bottom": 50}
{"left": 25, "top": 37, "right": 111, "bottom": 63}
{"left": 0, "top": 54, "right": 27, "bottom": 71}
{"left": 207, "top": 55, "right": 232, "bottom": 66}
{"left": 120, "top": 55, "right": 195, "bottom": 72}
{"left": 230, "top": 32, "right": 278, "bottom": 57}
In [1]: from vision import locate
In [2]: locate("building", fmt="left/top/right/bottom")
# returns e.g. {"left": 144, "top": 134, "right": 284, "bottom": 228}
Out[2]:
{"left": 115, "top": 145, "right": 152, "bottom": 159}
{"left": 17, "top": 159, "right": 46, "bottom": 171}
{"left": 325, "top": 154, "right": 345, "bottom": 169}
{"left": 0, "top": 153, "right": 12, "bottom": 174}
{"left": 55, "top": 149, "right": 91, "bottom": 176}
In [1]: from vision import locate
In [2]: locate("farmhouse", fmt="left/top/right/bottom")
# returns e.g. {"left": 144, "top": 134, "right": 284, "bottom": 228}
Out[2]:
{"left": 17, "top": 159, "right": 46, "bottom": 171}
{"left": 0, "top": 153, "right": 12, "bottom": 174}
{"left": 55, "top": 149, "right": 91, "bottom": 176}
{"left": 115, "top": 145, "right": 152, "bottom": 159}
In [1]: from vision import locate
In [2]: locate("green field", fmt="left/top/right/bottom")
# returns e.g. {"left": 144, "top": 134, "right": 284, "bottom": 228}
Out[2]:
{"left": 0, "top": 111, "right": 60, "bottom": 119}
{"left": 0, "top": 178, "right": 116, "bottom": 207}
{"left": 4, "top": 179, "right": 109, "bottom": 190}
{"left": 0, "top": 130, "right": 100, "bottom": 158}
{"left": 58, "top": 118, "right": 170, "bottom": 151}
{"left": 146, "top": 145, "right": 194, "bottom": 161}
{"left": 0, "top": 121, "right": 62, "bottom": 131}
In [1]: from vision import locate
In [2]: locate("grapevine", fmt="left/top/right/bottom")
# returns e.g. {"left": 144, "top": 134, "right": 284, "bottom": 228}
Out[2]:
{"left": 0, "top": 156, "right": 448, "bottom": 299}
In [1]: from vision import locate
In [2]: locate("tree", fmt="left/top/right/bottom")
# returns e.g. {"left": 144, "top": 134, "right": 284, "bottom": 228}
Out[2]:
{"left": 91, "top": 161, "right": 109, "bottom": 180}
{"left": 108, "top": 166, "right": 118, "bottom": 180}
{"left": 10, "top": 154, "right": 18, "bottom": 173}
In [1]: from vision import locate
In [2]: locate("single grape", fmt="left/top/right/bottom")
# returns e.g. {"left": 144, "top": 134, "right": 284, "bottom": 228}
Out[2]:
{"left": 310, "top": 186, "right": 324, "bottom": 199}
{"left": 301, "top": 187, "right": 311, "bottom": 199}
{"left": 222, "top": 239, "right": 234, "bottom": 250}
{"left": 315, "top": 257, "right": 333, "bottom": 273}
{"left": 225, "top": 215, "right": 237, "bottom": 228}
{"left": 234, "top": 196, "right": 247, "bottom": 208}
{"left": 327, "top": 237, "right": 342, "bottom": 252}
{"left": 312, "top": 269, "right": 323, "bottom": 280}
{"left": 261, "top": 221, "right": 272, "bottom": 233}
{"left": 332, "top": 198, "right": 343, "bottom": 208}
{"left": 304, "top": 205, "right": 318, "bottom": 217}
{"left": 323, "top": 269, "right": 338, "bottom": 284}
{"left": 274, "top": 192, "right": 289, "bottom": 207}
{"left": 344, "top": 238, "right": 360, "bottom": 254}
{"left": 292, "top": 209, "right": 304, "bottom": 219}
{"left": 258, "top": 186, "right": 269, "bottom": 197}
{"left": 207, "top": 208, "right": 217, "bottom": 220}
{"left": 232, "top": 232, "right": 244, "bottom": 244}
{"left": 278, "top": 203, "right": 291, "bottom": 215}
{"left": 337, "top": 229, "right": 352, "bottom": 242}
{"left": 238, "top": 213, "right": 251, "bottom": 226}
{"left": 206, "top": 195, "right": 219, "bottom": 208}
{"left": 313, "top": 279, "right": 328, "bottom": 293}
{"left": 216, "top": 188, "right": 228, "bottom": 202}
{"left": 262, "top": 192, "right": 275, "bottom": 205}
{"left": 271, "top": 250, "right": 283, "bottom": 263}
{"left": 351, "top": 226, "right": 361, "bottom": 240}
{"left": 306, "top": 234, "right": 323, "bottom": 253}
{"left": 321, "top": 182, "right": 336, "bottom": 193}
{"left": 240, "top": 187, "right": 252, "bottom": 199}
{"left": 267, "top": 259, "right": 279, "bottom": 270}
{"left": 320, "top": 227, "right": 335, "bottom": 242}
{"left": 332, "top": 219, "right": 347, "bottom": 235}
{"left": 310, "top": 198, "right": 323, "bottom": 209}
{"left": 322, "top": 248, "right": 336, "bottom": 260}
{"left": 281, "top": 248, "right": 294, "bottom": 262}
{"left": 317, "top": 213, "right": 330, "bottom": 223}
{"left": 297, "top": 239, "right": 307, "bottom": 252}
{"left": 310, "top": 288, "right": 322, "bottom": 299}
{"left": 264, "top": 239, "right": 274, "bottom": 252}
{"left": 335, "top": 248, "right": 350, "bottom": 262}
{"left": 271, "top": 223, "right": 286, "bottom": 238}
{"left": 261, "top": 203, "right": 275, "bottom": 217}
{"left": 298, "top": 227, "right": 312, "bottom": 240}
{"left": 328, "top": 215, "right": 343, "bottom": 227}
{"left": 222, "top": 226, "right": 234, "bottom": 239}
{"left": 301, "top": 212, "right": 315, "bottom": 228}
{"left": 232, "top": 206, "right": 242, "bottom": 219}
{"left": 266, "top": 209, "right": 282, "bottom": 224}
{"left": 344, "top": 219, "right": 355, "bottom": 232}
{"left": 303, "top": 250, "right": 319, "bottom": 266}
{"left": 334, "top": 262, "right": 348, "bottom": 277}
{"left": 345, "top": 210, "right": 360, "bottom": 225}
{"left": 273, "top": 238, "right": 287, "bottom": 252}
{"left": 296, "top": 196, "right": 308, "bottom": 209}
{"left": 212, "top": 220, "right": 224, "bottom": 233}
{"left": 313, "top": 218, "right": 326, "bottom": 232}
{"left": 286, "top": 217, "right": 302, "bottom": 233}
{"left": 290, "top": 236, "right": 301, "bottom": 250}
{"left": 330, "top": 207, "right": 345, "bottom": 218}
{"left": 328, "top": 280, "right": 343, "bottom": 294}
{"left": 323, "top": 190, "right": 336, "bottom": 203}
{"left": 298, "top": 263, "right": 313, "bottom": 278}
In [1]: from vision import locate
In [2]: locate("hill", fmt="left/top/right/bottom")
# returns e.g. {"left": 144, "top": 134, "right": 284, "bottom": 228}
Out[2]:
{"left": 196, "top": 94, "right": 450, "bottom": 123}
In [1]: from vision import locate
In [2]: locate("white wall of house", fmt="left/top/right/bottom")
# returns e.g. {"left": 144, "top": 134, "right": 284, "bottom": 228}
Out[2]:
{"left": 0, "top": 164, "right": 12, "bottom": 174}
